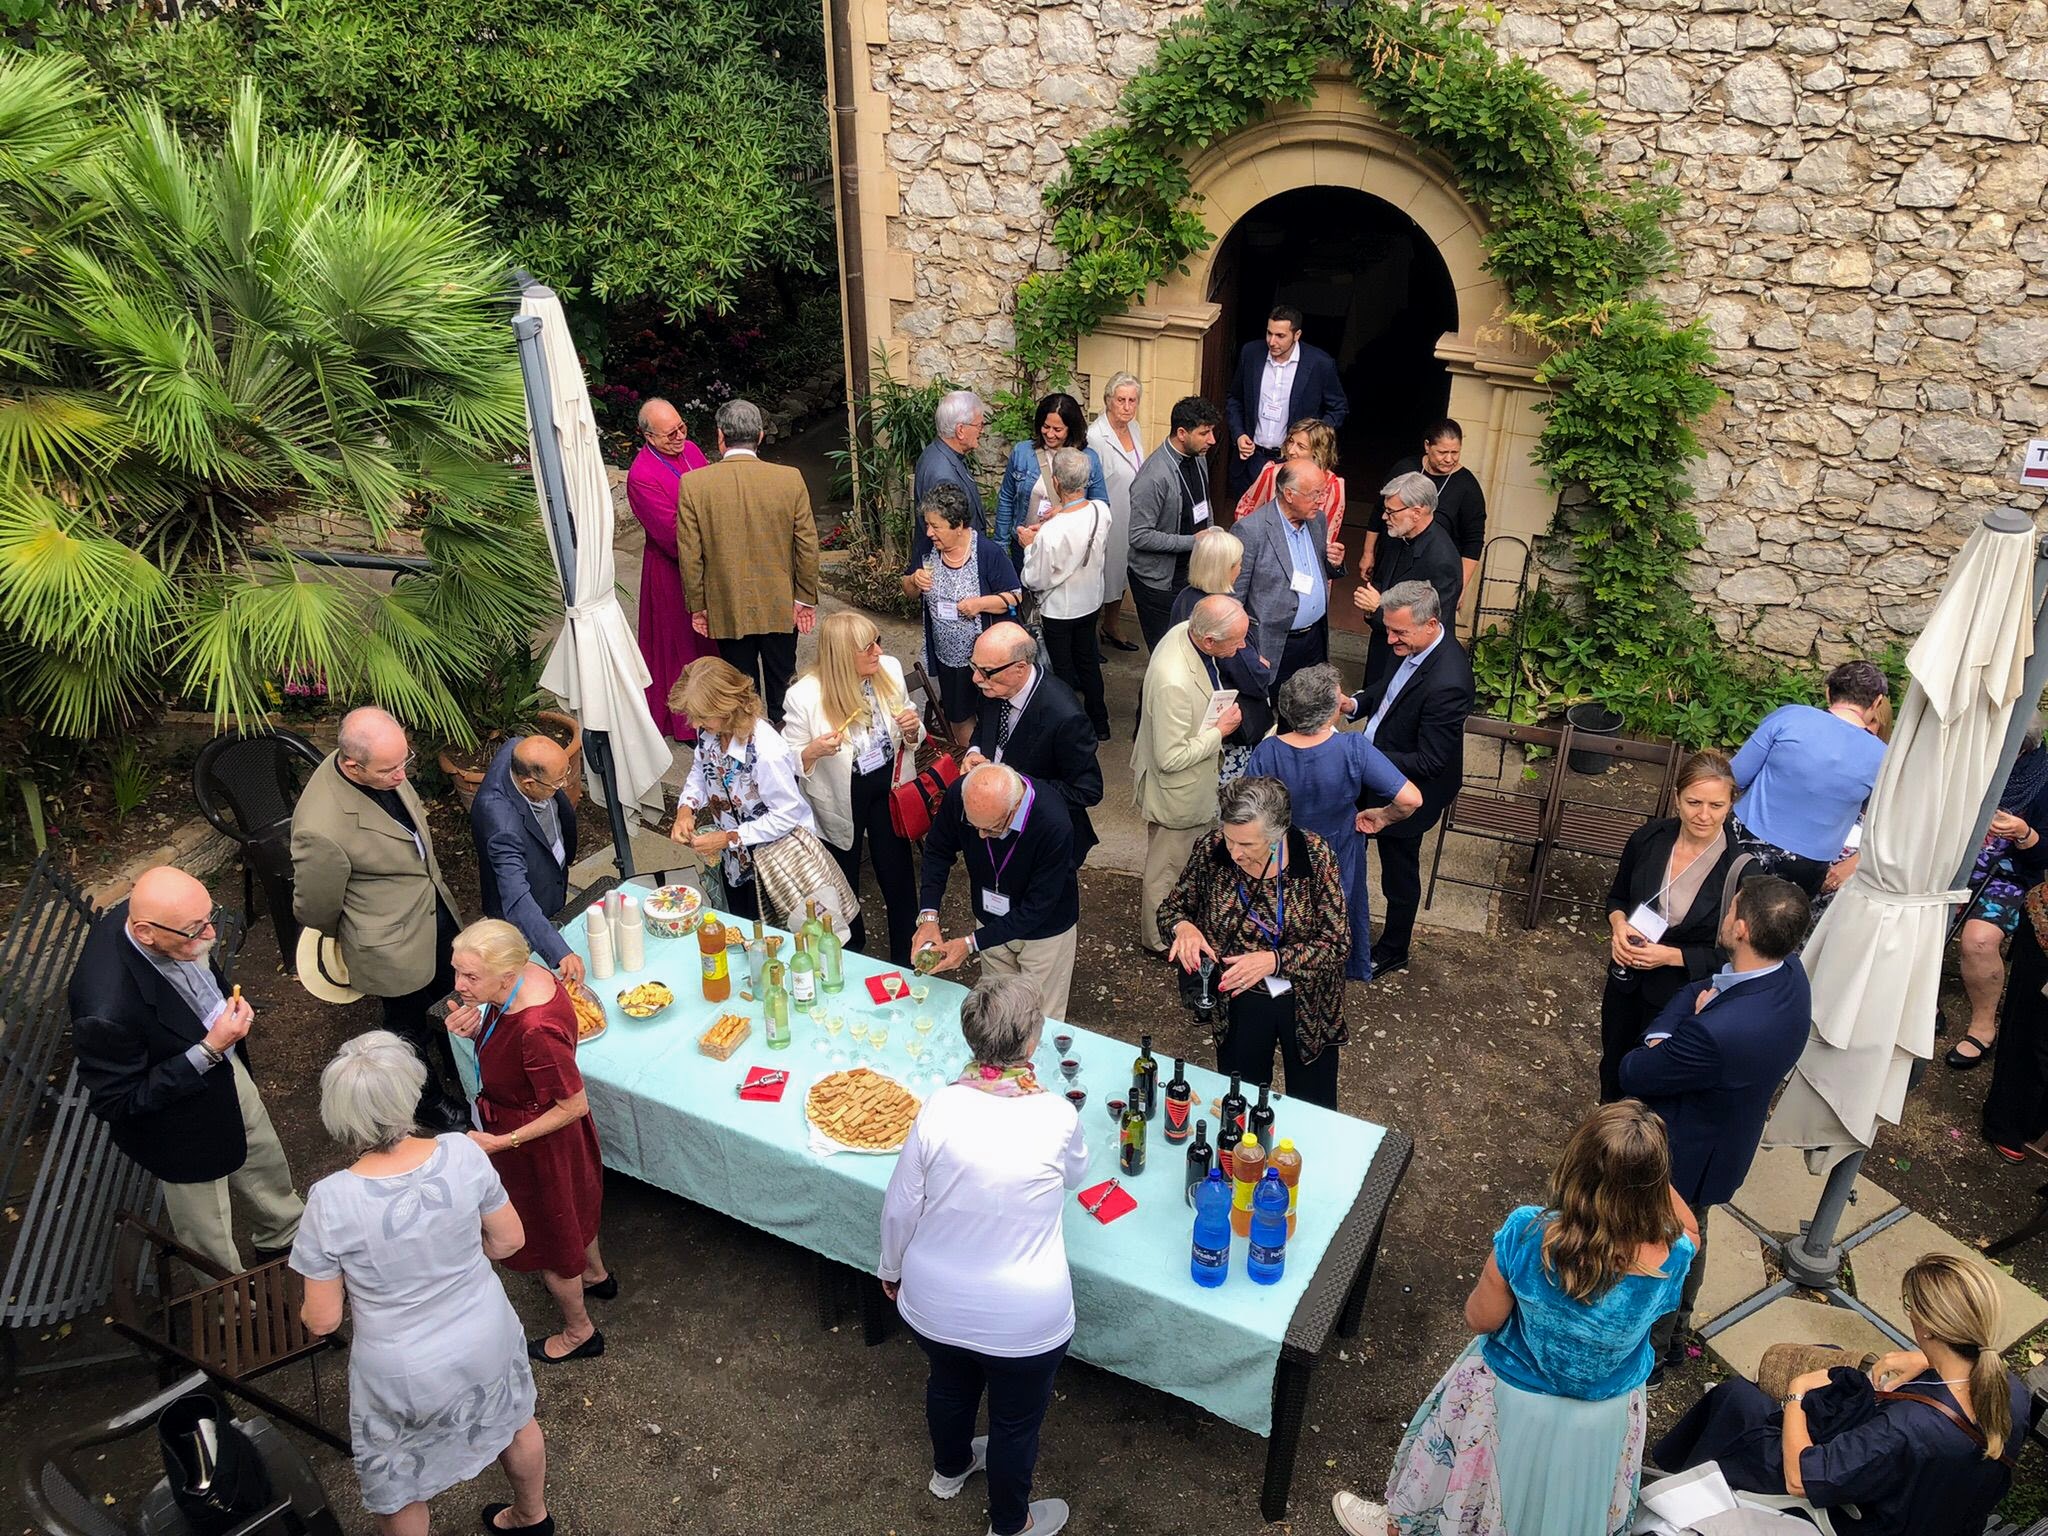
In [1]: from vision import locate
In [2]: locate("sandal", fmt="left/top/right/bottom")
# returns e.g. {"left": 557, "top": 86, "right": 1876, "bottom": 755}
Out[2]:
{"left": 1947, "top": 1035, "right": 1997, "bottom": 1070}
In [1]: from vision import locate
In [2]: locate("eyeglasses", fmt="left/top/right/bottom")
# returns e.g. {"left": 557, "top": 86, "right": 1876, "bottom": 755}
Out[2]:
{"left": 139, "top": 906, "right": 221, "bottom": 942}
{"left": 969, "top": 658, "right": 1025, "bottom": 681}
{"left": 346, "top": 752, "right": 416, "bottom": 777}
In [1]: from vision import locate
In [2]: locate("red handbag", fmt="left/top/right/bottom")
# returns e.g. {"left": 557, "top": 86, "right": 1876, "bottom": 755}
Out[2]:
{"left": 888, "top": 746, "right": 960, "bottom": 841}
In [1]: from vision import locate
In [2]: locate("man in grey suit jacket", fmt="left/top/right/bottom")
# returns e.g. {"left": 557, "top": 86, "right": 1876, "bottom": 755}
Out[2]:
{"left": 1230, "top": 459, "right": 1347, "bottom": 703}
{"left": 1125, "top": 396, "right": 1224, "bottom": 650}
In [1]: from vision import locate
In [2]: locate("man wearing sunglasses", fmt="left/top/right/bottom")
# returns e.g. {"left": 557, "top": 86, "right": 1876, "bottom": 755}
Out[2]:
{"left": 71, "top": 865, "right": 304, "bottom": 1272}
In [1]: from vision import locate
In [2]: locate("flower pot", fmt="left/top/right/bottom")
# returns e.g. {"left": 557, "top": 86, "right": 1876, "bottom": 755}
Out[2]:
{"left": 438, "top": 710, "right": 584, "bottom": 812}
{"left": 1565, "top": 703, "right": 1623, "bottom": 775}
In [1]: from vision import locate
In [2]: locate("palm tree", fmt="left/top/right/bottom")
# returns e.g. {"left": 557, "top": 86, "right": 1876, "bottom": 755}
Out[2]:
{"left": 0, "top": 56, "right": 554, "bottom": 743}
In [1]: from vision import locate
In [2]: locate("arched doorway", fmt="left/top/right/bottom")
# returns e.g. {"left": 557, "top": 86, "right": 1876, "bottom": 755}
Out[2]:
{"left": 1199, "top": 185, "right": 1459, "bottom": 630}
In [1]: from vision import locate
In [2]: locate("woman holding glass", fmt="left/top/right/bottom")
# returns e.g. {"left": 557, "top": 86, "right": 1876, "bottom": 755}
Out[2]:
{"left": 995, "top": 392, "right": 1107, "bottom": 553}
{"left": 1086, "top": 372, "right": 1144, "bottom": 652}
{"left": 1169, "top": 529, "right": 1272, "bottom": 780}
{"left": 901, "top": 482, "right": 1021, "bottom": 747}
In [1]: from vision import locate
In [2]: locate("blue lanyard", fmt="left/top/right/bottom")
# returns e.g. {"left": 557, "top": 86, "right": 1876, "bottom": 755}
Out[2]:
{"left": 1236, "top": 852, "right": 1284, "bottom": 948}
{"left": 477, "top": 974, "right": 525, "bottom": 1056}
{"left": 982, "top": 782, "right": 1035, "bottom": 890}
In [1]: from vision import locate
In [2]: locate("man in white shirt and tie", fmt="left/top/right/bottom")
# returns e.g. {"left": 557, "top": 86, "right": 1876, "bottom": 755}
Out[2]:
{"left": 1225, "top": 305, "right": 1349, "bottom": 495}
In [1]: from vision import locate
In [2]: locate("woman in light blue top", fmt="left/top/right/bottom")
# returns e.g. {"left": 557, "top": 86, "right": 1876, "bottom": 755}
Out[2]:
{"left": 995, "top": 393, "right": 1108, "bottom": 550}
{"left": 1332, "top": 1101, "right": 1697, "bottom": 1536}
{"left": 1730, "top": 659, "right": 1889, "bottom": 899}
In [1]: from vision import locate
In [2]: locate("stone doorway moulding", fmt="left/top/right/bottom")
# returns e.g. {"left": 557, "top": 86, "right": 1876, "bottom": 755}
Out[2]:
{"left": 1073, "top": 69, "right": 1560, "bottom": 556}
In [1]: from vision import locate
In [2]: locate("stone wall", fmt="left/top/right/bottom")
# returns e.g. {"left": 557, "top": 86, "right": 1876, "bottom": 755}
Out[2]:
{"left": 859, "top": 0, "right": 2048, "bottom": 661}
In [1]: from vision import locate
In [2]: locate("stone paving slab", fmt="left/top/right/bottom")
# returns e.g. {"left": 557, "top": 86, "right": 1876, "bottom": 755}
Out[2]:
{"left": 1729, "top": 1145, "right": 1901, "bottom": 1239}
{"left": 1709, "top": 1296, "right": 1900, "bottom": 1382}
{"left": 1696, "top": 1205, "right": 1770, "bottom": 1323}
{"left": 1850, "top": 1211, "right": 2048, "bottom": 1351}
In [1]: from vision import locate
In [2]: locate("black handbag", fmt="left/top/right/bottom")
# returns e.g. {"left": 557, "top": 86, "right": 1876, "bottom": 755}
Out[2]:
{"left": 157, "top": 1389, "right": 275, "bottom": 1533}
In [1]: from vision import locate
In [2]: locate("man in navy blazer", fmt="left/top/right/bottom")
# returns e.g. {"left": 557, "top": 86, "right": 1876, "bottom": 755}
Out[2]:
{"left": 471, "top": 734, "right": 583, "bottom": 983}
{"left": 961, "top": 622, "right": 1103, "bottom": 867}
{"left": 913, "top": 763, "right": 1080, "bottom": 1019}
{"left": 1621, "top": 875, "right": 1812, "bottom": 1364}
{"left": 1225, "top": 306, "right": 1349, "bottom": 494}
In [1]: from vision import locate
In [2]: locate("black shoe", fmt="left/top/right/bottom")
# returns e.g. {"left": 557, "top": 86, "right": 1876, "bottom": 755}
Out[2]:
{"left": 584, "top": 1273, "right": 619, "bottom": 1300}
{"left": 1094, "top": 725, "right": 1111, "bottom": 741}
{"left": 528, "top": 1329, "right": 604, "bottom": 1363}
{"left": 1645, "top": 1361, "right": 1667, "bottom": 1390}
{"left": 1946, "top": 1035, "right": 1996, "bottom": 1070}
{"left": 1368, "top": 950, "right": 1409, "bottom": 979}
{"left": 418, "top": 1096, "right": 474, "bottom": 1134}
{"left": 481, "top": 1502, "right": 556, "bottom": 1535}
{"left": 1102, "top": 634, "right": 1138, "bottom": 652}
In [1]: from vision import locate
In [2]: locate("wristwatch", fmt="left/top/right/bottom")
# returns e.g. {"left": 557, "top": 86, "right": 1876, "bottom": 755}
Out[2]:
{"left": 1783, "top": 1390, "right": 1805, "bottom": 1409}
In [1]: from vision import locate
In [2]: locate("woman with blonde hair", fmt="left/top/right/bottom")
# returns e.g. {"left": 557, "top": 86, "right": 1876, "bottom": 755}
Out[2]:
{"left": 442, "top": 919, "right": 609, "bottom": 1365}
{"left": 1656, "top": 1251, "right": 2029, "bottom": 1536}
{"left": 782, "top": 611, "right": 926, "bottom": 963}
{"left": 1332, "top": 1101, "right": 1698, "bottom": 1536}
{"left": 1232, "top": 417, "right": 1345, "bottom": 524}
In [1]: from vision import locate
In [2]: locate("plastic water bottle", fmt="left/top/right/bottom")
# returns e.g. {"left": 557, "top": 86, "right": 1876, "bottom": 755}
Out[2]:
{"left": 1190, "top": 1170, "right": 1231, "bottom": 1288}
{"left": 1247, "top": 1168, "right": 1289, "bottom": 1285}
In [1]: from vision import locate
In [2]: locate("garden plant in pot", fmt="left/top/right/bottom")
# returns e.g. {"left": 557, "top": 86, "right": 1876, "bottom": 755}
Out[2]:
{"left": 436, "top": 643, "right": 583, "bottom": 810}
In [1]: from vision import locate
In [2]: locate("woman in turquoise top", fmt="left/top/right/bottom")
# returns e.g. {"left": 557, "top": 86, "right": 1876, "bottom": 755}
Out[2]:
{"left": 1333, "top": 1101, "right": 1698, "bottom": 1536}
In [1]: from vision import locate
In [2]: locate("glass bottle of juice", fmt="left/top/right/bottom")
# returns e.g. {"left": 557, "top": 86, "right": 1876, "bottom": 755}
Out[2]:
{"left": 698, "top": 911, "right": 730, "bottom": 1003}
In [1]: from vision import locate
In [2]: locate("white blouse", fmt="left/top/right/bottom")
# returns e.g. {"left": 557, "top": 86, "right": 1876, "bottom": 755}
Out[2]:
{"left": 878, "top": 1084, "right": 1091, "bottom": 1357}
{"left": 1020, "top": 498, "right": 1111, "bottom": 620}
{"left": 679, "top": 718, "right": 818, "bottom": 884}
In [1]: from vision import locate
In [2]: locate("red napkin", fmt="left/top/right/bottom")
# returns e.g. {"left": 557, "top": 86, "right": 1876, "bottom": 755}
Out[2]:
{"left": 865, "top": 972, "right": 909, "bottom": 1005}
{"left": 1076, "top": 1180, "right": 1137, "bottom": 1225}
{"left": 739, "top": 1066, "right": 790, "bottom": 1103}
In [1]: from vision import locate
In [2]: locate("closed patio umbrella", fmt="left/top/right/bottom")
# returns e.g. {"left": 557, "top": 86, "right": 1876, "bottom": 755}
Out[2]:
{"left": 513, "top": 282, "right": 673, "bottom": 859}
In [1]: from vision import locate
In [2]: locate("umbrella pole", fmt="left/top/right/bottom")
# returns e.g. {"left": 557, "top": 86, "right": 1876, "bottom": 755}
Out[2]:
{"left": 512, "top": 306, "right": 639, "bottom": 880}
{"left": 1780, "top": 1148, "right": 1865, "bottom": 1287}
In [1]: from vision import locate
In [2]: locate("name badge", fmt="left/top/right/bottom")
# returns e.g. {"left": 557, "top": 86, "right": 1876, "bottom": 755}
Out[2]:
{"left": 1844, "top": 822, "right": 1863, "bottom": 852}
{"left": 981, "top": 888, "right": 1011, "bottom": 916}
{"left": 1191, "top": 499, "right": 1211, "bottom": 526}
{"left": 934, "top": 599, "right": 960, "bottom": 623}
{"left": 1289, "top": 568, "right": 1314, "bottom": 595}
{"left": 856, "top": 742, "right": 886, "bottom": 774}
{"left": 1627, "top": 902, "right": 1669, "bottom": 943}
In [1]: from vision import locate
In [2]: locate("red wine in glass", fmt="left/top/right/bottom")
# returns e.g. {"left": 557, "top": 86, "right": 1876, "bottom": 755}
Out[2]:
{"left": 1064, "top": 1086, "right": 1088, "bottom": 1112}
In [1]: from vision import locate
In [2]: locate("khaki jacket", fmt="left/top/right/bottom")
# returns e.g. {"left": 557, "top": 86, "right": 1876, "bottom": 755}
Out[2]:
{"left": 291, "top": 755, "right": 461, "bottom": 998}
{"left": 675, "top": 454, "right": 820, "bottom": 639}
{"left": 1131, "top": 621, "right": 1227, "bottom": 829}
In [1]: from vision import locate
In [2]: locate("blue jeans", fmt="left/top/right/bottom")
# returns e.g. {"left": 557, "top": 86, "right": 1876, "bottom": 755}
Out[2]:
{"left": 912, "top": 1326, "right": 1068, "bottom": 1536}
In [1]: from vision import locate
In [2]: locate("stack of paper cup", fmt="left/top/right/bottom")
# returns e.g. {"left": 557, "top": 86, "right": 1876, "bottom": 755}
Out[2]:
{"left": 617, "top": 895, "right": 646, "bottom": 972}
{"left": 586, "top": 904, "right": 615, "bottom": 980}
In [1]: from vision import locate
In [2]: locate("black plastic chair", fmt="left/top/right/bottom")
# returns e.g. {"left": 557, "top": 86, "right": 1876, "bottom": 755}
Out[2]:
{"left": 192, "top": 731, "right": 325, "bottom": 972}
{"left": 19, "top": 1369, "right": 342, "bottom": 1536}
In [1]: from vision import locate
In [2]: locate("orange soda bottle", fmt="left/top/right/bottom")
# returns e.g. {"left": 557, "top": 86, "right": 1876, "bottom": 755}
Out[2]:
{"left": 1228, "top": 1135, "right": 1268, "bottom": 1237}
{"left": 1271, "top": 1139, "right": 1302, "bottom": 1237}
{"left": 698, "top": 911, "right": 730, "bottom": 1003}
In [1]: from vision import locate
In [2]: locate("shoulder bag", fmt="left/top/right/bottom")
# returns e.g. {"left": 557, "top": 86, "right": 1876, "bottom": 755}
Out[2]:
{"left": 889, "top": 744, "right": 961, "bottom": 842}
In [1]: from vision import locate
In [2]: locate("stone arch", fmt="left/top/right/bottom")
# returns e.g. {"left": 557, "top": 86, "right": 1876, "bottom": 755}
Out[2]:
{"left": 1076, "top": 68, "right": 1557, "bottom": 562}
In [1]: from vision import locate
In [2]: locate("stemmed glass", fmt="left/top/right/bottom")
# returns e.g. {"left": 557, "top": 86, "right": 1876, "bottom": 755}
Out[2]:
{"left": 1054, "top": 1032, "right": 1075, "bottom": 1057}
{"left": 1058, "top": 1057, "right": 1082, "bottom": 1087}
{"left": 1104, "top": 1096, "right": 1127, "bottom": 1162}
{"left": 910, "top": 980, "right": 931, "bottom": 1008}
{"left": 879, "top": 973, "right": 906, "bottom": 1006}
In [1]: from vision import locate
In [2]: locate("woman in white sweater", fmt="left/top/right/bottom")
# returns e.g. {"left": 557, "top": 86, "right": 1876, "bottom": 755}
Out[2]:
{"left": 880, "top": 974, "right": 1088, "bottom": 1536}
{"left": 1018, "top": 446, "right": 1112, "bottom": 741}
{"left": 781, "top": 611, "right": 925, "bottom": 964}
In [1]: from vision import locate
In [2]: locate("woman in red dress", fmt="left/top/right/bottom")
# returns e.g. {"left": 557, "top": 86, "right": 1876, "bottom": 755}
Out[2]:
{"left": 447, "top": 919, "right": 610, "bottom": 1364}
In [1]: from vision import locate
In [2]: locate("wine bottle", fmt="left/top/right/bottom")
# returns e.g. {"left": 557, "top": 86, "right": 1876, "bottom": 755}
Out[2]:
{"left": 1220, "top": 1073, "right": 1248, "bottom": 1137}
{"left": 789, "top": 932, "right": 817, "bottom": 1012}
{"left": 1118, "top": 1096, "right": 1147, "bottom": 1175}
{"left": 1250, "top": 1084, "right": 1275, "bottom": 1154}
{"left": 818, "top": 908, "right": 845, "bottom": 994}
{"left": 1163, "top": 1057, "right": 1193, "bottom": 1144}
{"left": 1216, "top": 1110, "right": 1242, "bottom": 1165}
{"left": 1133, "top": 1033, "right": 1159, "bottom": 1121}
{"left": 763, "top": 961, "right": 791, "bottom": 1049}
{"left": 1184, "top": 1118, "right": 1212, "bottom": 1208}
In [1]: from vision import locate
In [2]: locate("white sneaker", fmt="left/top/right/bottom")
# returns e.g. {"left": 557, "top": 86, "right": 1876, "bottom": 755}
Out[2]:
{"left": 929, "top": 1435, "right": 988, "bottom": 1498}
{"left": 1331, "top": 1490, "right": 1389, "bottom": 1536}
{"left": 989, "top": 1497, "right": 1068, "bottom": 1536}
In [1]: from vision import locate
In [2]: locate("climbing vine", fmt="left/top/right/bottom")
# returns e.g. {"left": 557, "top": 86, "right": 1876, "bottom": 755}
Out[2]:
{"left": 1012, "top": 0, "right": 1805, "bottom": 739}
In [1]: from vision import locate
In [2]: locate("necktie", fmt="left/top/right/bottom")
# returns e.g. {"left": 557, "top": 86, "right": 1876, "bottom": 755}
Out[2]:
{"left": 997, "top": 701, "right": 1017, "bottom": 755}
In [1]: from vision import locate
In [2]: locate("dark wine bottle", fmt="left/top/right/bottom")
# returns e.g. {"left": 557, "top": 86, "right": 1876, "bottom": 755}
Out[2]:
{"left": 1118, "top": 1097, "right": 1147, "bottom": 1175}
{"left": 1133, "top": 1033, "right": 1159, "bottom": 1120}
{"left": 1163, "top": 1057, "right": 1192, "bottom": 1144}
{"left": 1220, "top": 1073, "right": 1248, "bottom": 1137}
{"left": 1184, "top": 1119, "right": 1212, "bottom": 1207}
{"left": 1250, "top": 1083, "right": 1275, "bottom": 1154}
{"left": 1216, "top": 1108, "right": 1242, "bottom": 1165}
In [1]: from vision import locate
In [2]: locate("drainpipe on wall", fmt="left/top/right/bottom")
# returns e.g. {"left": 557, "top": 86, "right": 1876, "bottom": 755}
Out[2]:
{"left": 826, "top": 0, "right": 874, "bottom": 477}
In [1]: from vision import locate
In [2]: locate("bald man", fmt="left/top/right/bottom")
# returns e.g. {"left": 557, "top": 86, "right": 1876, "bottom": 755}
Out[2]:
{"left": 472, "top": 733, "right": 583, "bottom": 983}
{"left": 291, "top": 706, "right": 469, "bottom": 1130}
{"left": 71, "top": 866, "right": 303, "bottom": 1271}
{"left": 913, "top": 762, "right": 1080, "bottom": 1020}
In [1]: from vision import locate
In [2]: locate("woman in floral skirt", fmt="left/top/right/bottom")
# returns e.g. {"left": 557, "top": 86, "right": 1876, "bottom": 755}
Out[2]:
{"left": 1331, "top": 1101, "right": 1698, "bottom": 1536}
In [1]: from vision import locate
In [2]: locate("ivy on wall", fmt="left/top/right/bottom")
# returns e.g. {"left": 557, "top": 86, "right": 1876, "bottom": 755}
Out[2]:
{"left": 1012, "top": 0, "right": 1808, "bottom": 744}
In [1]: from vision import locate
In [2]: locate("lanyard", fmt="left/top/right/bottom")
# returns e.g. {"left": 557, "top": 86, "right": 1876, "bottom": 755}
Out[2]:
{"left": 1236, "top": 851, "right": 1284, "bottom": 948}
{"left": 477, "top": 974, "right": 525, "bottom": 1056}
{"left": 982, "top": 782, "right": 1035, "bottom": 889}
{"left": 1653, "top": 836, "right": 1719, "bottom": 917}
{"left": 646, "top": 448, "right": 692, "bottom": 483}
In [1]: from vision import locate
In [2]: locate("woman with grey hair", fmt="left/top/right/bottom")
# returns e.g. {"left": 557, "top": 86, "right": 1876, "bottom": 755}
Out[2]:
{"left": 1248, "top": 663, "right": 1422, "bottom": 982}
{"left": 1158, "top": 774, "right": 1354, "bottom": 1106}
{"left": 1019, "top": 444, "right": 1112, "bottom": 737}
{"left": 879, "top": 973, "right": 1088, "bottom": 1536}
{"left": 1171, "top": 528, "right": 1273, "bottom": 780}
{"left": 1087, "top": 372, "right": 1145, "bottom": 651}
{"left": 292, "top": 1031, "right": 559, "bottom": 1535}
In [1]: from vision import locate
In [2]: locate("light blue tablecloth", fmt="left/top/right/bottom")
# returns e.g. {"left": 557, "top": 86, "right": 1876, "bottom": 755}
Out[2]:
{"left": 468, "top": 908, "right": 1387, "bottom": 1436}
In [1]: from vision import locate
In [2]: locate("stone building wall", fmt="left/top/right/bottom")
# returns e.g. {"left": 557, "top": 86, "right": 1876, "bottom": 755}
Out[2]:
{"left": 847, "top": 0, "right": 2048, "bottom": 661}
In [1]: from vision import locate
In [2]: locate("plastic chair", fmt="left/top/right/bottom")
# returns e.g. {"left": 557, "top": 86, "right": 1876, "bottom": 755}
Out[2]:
{"left": 191, "top": 731, "right": 325, "bottom": 971}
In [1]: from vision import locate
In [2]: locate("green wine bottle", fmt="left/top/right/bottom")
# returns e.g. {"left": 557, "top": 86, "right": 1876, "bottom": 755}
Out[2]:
{"left": 817, "top": 908, "right": 845, "bottom": 994}
{"left": 764, "top": 960, "right": 791, "bottom": 1049}
{"left": 788, "top": 932, "right": 818, "bottom": 1013}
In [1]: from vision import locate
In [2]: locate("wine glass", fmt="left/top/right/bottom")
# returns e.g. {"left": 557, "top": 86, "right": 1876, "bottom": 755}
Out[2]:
{"left": 1062, "top": 1081, "right": 1088, "bottom": 1119}
{"left": 1058, "top": 1056, "right": 1081, "bottom": 1086}
{"left": 1053, "top": 1032, "right": 1074, "bottom": 1057}
{"left": 815, "top": 1009, "right": 841, "bottom": 1055}
{"left": 879, "top": 973, "right": 906, "bottom": 1005}
{"left": 910, "top": 981, "right": 931, "bottom": 1008}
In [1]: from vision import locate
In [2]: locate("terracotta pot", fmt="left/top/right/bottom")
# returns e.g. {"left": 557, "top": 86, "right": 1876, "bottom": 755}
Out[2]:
{"left": 438, "top": 709, "right": 585, "bottom": 812}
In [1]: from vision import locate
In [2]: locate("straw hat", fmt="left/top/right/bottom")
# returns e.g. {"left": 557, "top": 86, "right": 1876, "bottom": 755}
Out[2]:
{"left": 295, "top": 927, "right": 363, "bottom": 1005}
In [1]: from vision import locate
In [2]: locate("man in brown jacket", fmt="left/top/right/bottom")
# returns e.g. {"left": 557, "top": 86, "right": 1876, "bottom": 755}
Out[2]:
{"left": 290, "top": 706, "right": 470, "bottom": 1129}
{"left": 676, "top": 398, "right": 820, "bottom": 724}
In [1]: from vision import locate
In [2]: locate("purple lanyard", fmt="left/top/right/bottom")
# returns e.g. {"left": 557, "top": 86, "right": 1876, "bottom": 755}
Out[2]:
{"left": 646, "top": 448, "right": 692, "bottom": 483}
{"left": 982, "top": 783, "right": 1035, "bottom": 889}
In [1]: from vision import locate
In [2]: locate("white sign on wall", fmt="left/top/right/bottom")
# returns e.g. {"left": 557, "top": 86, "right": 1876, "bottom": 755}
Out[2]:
{"left": 2024, "top": 438, "right": 2048, "bottom": 489}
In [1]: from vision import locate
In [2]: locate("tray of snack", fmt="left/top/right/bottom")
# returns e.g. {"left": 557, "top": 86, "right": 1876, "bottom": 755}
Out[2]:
{"left": 616, "top": 980, "right": 675, "bottom": 1020}
{"left": 564, "top": 979, "right": 607, "bottom": 1045}
{"left": 699, "top": 1011, "right": 751, "bottom": 1060}
{"left": 804, "top": 1066, "right": 921, "bottom": 1155}
{"left": 642, "top": 883, "right": 704, "bottom": 938}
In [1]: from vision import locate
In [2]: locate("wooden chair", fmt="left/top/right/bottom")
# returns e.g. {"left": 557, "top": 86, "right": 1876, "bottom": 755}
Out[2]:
{"left": 109, "top": 1215, "right": 348, "bottom": 1453}
{"left": 1531, "top": 731, "right": 1682, "bottom": 922}
{"left": 1425, "top": 718, "right": 1570, "bottom": 930}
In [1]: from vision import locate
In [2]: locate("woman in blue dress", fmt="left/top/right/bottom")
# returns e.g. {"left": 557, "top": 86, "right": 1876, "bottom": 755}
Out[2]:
{"left": 994, "top": 393, "right": 1107, "bottom": 552}
{"left": 1332, "top": 1100, "right": 1698, "bottom": 1536}
{"left": 1247, "top": 664, "right": 1421, "bottom": 981}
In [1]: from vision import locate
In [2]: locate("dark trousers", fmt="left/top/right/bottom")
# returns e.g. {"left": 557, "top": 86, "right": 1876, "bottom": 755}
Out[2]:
{"left": 1371, "top": 831, "right": 1426, "bottom": 965}
{"left": 1129, "top": 574, "right": 1181, "bottom": 652}
{"left": 1041, "top": 615, "right": 1109, "bottom": 735}
{"left": 1650, "top": 1221, "right": 1708, "bottom": 1359}
{"left": 1268, "top": 618, "right": 1329, "bottom": 706}
{"left": 380, "top": 902, "right": 468, "bottom": 1129}
{"left": 1730, "top": 819, "right": 1830, "bottom": 898}
{"left": 1598, "top": 972, "right": 1676, "bottom": 1105}
{"left": 719, "top": 631, "right": 798, "bottom": 725}
{"left": 1984, "top": 918, "right": 2048, "bottom": 1148}
{"left": 829, "top": 762, "right": 920, "bottom": 966}
{"left": 1214, "top": 985, "right": 1340, "bottom": 1108}
{"left": 912, "top": 1327, "right": 1068, "bottom": 1536}
{"left": 1233, "top": 443, "right": 1281, "bottom": 495}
